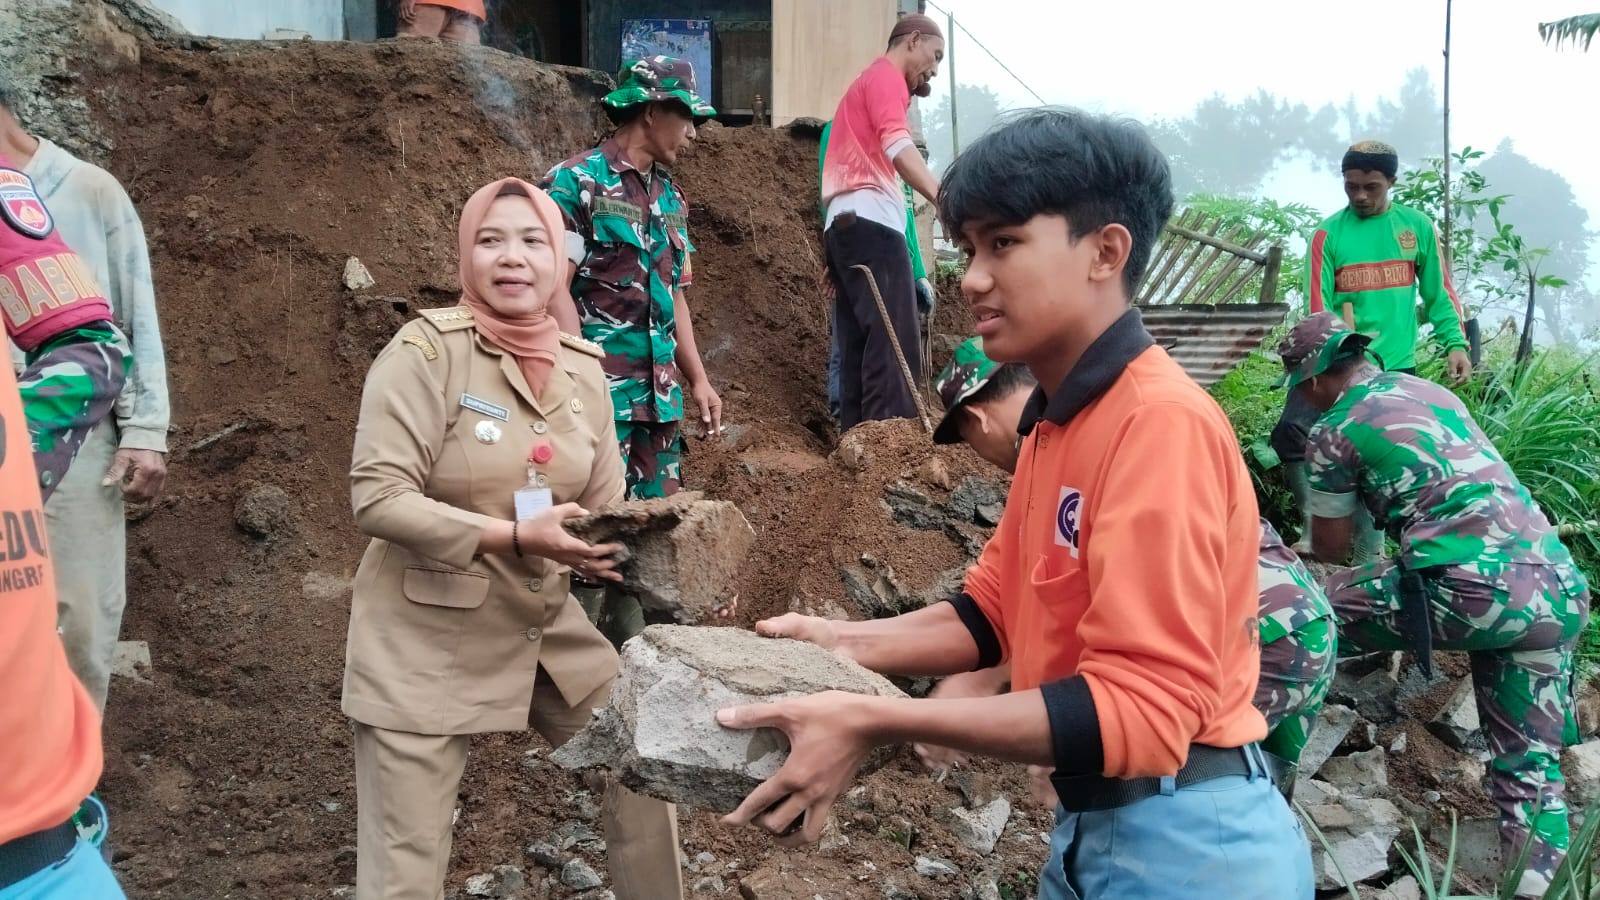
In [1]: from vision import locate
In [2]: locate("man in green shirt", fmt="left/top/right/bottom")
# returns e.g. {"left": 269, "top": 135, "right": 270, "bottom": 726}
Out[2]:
{"left": 818, "top": 121, "right": 934, "bottom": 425}
{"left": 1269, "top": 140, "right": 1471, "bottom": 561}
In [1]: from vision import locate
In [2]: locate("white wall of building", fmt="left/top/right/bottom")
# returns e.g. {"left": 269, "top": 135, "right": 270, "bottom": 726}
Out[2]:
{"left": 145, "top": 0, "right": 347, "bottom": 40}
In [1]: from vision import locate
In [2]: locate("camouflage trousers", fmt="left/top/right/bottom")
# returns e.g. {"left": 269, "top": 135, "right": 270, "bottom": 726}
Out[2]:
{"left": 616, "top": 420, "right": 683, "bottom": 501}
{"left": 1328, "top": 558, "right": 1591, "bottom": 886}
{"left": 1257, "top": 616, "right": 1338, "bottom": 765}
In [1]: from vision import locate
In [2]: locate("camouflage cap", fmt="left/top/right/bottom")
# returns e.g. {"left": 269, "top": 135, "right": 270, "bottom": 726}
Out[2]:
{"left": 933, "top": 337, "right": 1001, "bottom": 444}
{"left": 1275, "top": 311, "right": 1374, "bottom": 389}
{"left": 604, "top": 56, "right": 717, "bottom": 120}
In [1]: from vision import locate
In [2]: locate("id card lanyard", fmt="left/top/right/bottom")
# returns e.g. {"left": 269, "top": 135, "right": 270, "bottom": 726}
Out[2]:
{"left": 514, "top": 442, "right": 554, "bottom": 520}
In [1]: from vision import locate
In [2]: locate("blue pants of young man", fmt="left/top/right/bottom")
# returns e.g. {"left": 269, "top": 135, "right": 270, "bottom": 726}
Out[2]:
{"left": 1038, "top": 745, "right": 1313, "bottom": 899}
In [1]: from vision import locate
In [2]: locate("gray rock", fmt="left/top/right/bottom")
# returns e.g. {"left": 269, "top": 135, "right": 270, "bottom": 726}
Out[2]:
{"left": 562, "top": 493, "right": 753, "bottom": 623}
{"left": 1319, "top": 747, "right": 1389, "bottom": 799}
{"left": 1304, "top": 797, "right": 1404, "bottom": 889}
{"left": 1294, "top": 779, "right": 1341, "bottom": 807}
{"left": 882, "top": 879, "right": 918, "bottom": 900}
{"left": 1299, "top": 703, "right": 1359, "bottom": 778}
{"left": 1428, "top": 680, "right": 1482, "bottom": 750}
{"left": 915, "top": 856, "right": 961, "bottom": 877}
{"left": 694, "top": 852, "right": 717, "bottom": 866}
{"left": 884, "top": 481, "right": 947, "bottom": 531}
{"left": 552, "top": 626, "right": 906, "bottom": 812}
{"left": 947, "top": 797, "right": 1011, "bottom": 855}
{"left": 489, "top": 867, "right": 524, "bottom": 897}
{"left": 693, "top": 875, "right": 727, "bottom": 894}
{"left": 343, "top": 257, "right": 376, "bottom": 291}
{"left": 525, "top": 842, "right": 564, "bottom": 868}
{"left": 1376, "top": 874, "right": 1422, "bottom": 900}
{"left": 1563, "top": 739, "right": 1600, "bottom": 807}
{"left": 840, "top": 556, "right": 966, "bottom": 619}
{"left": 1396, "top": 663, "right": 1449, "bottom": 704}
{"left": 464, "top": 874, "right": 495, "bottom": 897}
{"left": 1330, "top": 668, "right": 1400, "bottom": 723}
{"left": 949, "top": 477, "right": 1009, "bottom": 526}
{"left": 1389, "top": 731, "right": 1408, "bottom": 755}
{"left": 1433, "top": 815, "right": 1500, "bottom": 884}
{"left": 560, "top": 859, "right": 603, "bottom": 891}
{"left": 552, "top": 822, "right": 600, "bottom": 850}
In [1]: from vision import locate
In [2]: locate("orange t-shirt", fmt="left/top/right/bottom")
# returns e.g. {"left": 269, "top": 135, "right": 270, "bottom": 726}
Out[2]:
{"left": 0, "top": 354, "right": 103, "bottom": 843}
{"left": 960, "top": 320, "right": 1265, "bottom": 780}
{"left": 422, "top": 0, "right": 486, "bottom": 20}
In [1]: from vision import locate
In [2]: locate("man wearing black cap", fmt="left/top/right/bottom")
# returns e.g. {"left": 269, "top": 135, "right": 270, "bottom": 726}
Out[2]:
{"left": 1269, "top": 139, "right": 1471, "bottom": 561}
{"left": 821, "top": 14, "right": 944, "bottom": 430}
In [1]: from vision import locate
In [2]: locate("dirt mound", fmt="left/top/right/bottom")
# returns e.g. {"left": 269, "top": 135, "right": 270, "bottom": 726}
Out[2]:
{"left": 56, "top": 20, "right": 1037, "bottom": 900}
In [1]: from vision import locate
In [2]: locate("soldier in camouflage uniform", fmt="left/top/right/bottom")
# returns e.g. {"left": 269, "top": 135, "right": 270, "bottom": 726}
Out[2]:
{"left": 541, "top": 56, "right": 724, "bottom": 647}
{"left": 917, "top": 338, "right": 1337, "bottom": 774}
{"left": 1279, "top": 311, "right": 1591, "bottom": 897}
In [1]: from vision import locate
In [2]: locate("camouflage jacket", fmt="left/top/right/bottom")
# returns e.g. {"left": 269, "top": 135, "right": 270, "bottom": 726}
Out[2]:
{"left": 1306, "top": 370, "right": 1580, "bottom": 575}
{"left": 541, "top": 140, "right": 693, "bottom": 424}
{"left": 1257, "top": 519, "right": 1335, "bottom": 644}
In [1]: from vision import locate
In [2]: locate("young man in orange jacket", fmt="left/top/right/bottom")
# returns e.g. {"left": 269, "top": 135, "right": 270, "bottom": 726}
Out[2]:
{"left": 719, "top": 109, "right": 1313, "bottom": 898}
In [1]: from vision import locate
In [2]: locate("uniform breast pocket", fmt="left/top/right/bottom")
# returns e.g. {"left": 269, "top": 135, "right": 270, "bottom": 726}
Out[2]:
{"left": 402, "top": 565, "right": 490, "bottom": 609}
{"left": 587, "top": 213, "right": 646, "bottom": 289}
{"left": 1031, "top": 553, "right": 1089, "bottom": 608}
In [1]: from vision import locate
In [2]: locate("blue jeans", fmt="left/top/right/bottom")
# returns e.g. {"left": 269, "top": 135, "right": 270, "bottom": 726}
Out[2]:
{"left": 0, "top": 837, "right": 125, "bottom": 900}
{"left": 1039, "top": 746, "right": 1313, "bottom": 900}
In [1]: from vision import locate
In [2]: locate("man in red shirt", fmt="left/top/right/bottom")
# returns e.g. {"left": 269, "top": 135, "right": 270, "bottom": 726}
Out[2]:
{"left": 720, "top": 110, "right": 1312, "bottom": 898}
{"left": 821, "top": 14, "right": 944, "bottom": 429}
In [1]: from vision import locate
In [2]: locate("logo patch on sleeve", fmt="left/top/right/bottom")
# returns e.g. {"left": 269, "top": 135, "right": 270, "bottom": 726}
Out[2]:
{"left": 1055, "top": 487, "right": 1082, "bottom": 558}
{"left": 0, "top": 168, "right": 53, "bottom": 240}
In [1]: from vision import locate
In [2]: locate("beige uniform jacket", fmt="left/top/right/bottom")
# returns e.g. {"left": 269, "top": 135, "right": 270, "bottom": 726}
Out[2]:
{"left": 343, "top": 306, "right": 624, "bottom": 736}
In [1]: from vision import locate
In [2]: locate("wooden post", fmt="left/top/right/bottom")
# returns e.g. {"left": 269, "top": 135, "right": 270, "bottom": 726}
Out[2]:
{"left": 1257, "top": 245, "right": 1284, "bottom": 305}
{"left": 947, "top": 10, "right": 959, "bottom": 158}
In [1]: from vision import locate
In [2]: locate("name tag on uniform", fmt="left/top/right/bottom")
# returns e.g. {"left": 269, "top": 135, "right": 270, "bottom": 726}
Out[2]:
{"left": 460, "top": 393, "right": 508, "bottom": 421}
{"left": 514, "top": 487, "right": 553, "bottom": 520}
{"left": 662, "top": 211, "right": 688, "bottom": 229}
{"left": 594, "top": 196, "right": 644, "bottom": 225}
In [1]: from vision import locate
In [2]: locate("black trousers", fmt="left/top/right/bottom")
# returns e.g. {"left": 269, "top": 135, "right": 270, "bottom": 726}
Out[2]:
{"left": 824, "top": 212, "right": 921, "bottom": 430}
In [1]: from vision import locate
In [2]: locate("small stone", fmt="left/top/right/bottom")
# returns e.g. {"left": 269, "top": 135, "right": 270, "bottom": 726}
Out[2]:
{"left": 526, "top": 842, "right": 563, "bottom": 868}
{"left": 695, "top": 852, "right": 717, "bottom": 865}
{"left": 1423, "top": 790, "right": 1441, "bottom": 804}
{"left": 206, "top": 841, "right": 226, "bottom": 856}
{"left": 914, "top": 457, "right": 952, "bottom": 490}
{"left": 111, "top": 640, "right": 152, "bottom": 682}
{"left": 553, "top": 822, "right": 600, "bottom": 849}
{"left": 560, "top": 859, "right": 602, "bottom": 890}
{"left": 1428, "top": 680, "right": 1481, "bottom": 750}
{"left": 1389, "top": 732, "right": 1408, "bottom": 755}
{"left": 320, "top": 800, "right": 341, "bottom": 813}
{"left": 1376, "top": 874, "right": 1422, "bottom": 900}
{"left": 881, "top": 879, "right": 917, "bottom": 900}
{"left": 914, "top": 856, "right": 961, "bottom": 877}
{"left": 947, "top": 797, "right": 1011, "bottom": 855}
{"left": 343, "top": 257, "right": 376, "bottom": 290}
{"left": 463, "top": 873, "right": 495, "bottom": 896}
{"left": 694, "top": 875, "right": 727, "bottom": 894}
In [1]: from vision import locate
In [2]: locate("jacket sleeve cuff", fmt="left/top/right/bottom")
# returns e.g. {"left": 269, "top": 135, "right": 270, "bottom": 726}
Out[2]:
{"left": 945, "top": 592, "right": 1001, "bottom": 671}
{"left": 118, "top": 426, "right": 169, "bottom": 453}
{"left": 1041, "top": 676, "right": 1104, "bottom": 777}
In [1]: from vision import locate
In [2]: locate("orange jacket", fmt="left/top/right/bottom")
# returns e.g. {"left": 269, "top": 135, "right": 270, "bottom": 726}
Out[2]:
{"left": 956, "top": 312, "right": 1266, "bottom": 779}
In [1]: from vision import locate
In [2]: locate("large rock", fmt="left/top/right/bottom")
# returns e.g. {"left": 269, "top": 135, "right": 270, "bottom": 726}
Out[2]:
{"left": 1299, "top": 704, "right": 1360, "bottom": 779}
{"left": 1304, "top": 796, "right": 1404, "bottom": 889}
{"left": 1330, "top": 668, "right": 1400, "bottom": 723}
{"left": 552, "top": 626, "right": 906, "bottom": 813}
{"left": 563, "top": 492, "right": 754, "bottom": 623}
{"left": 839, "top": 554, "right": 965, "bottom": 619}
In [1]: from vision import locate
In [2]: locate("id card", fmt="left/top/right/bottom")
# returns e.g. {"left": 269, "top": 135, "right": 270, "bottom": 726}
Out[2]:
{"left": 514, "top": 487, "right": 553, "bottom": 520}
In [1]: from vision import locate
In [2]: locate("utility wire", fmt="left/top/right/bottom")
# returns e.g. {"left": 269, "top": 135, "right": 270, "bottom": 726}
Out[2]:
{"left": 924, "top": 0, "right": 1047, "bottom": 105}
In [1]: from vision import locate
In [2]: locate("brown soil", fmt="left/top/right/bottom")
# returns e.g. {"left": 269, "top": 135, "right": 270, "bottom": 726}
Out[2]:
{"left": 77, "top": 30, "right": 1036, "bottom": 900}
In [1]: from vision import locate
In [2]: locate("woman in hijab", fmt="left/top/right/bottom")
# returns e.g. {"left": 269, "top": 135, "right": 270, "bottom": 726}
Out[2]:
{"left": 343, "top": 178, "right": 683, "bottom": 899}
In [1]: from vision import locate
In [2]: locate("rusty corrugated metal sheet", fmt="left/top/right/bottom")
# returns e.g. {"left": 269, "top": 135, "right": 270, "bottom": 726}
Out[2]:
{"left": 1138, "top": 303, "right": 1291, "bottom": 388}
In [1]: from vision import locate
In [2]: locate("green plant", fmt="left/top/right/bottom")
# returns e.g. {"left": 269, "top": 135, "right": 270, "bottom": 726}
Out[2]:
{"left": 997, "top": 869, "right": 1039, "bottom": 900}
{"left": 1540, "top": 13, "right": 1600, "bottom": 51}
{"left": 1183, "top": 193, "right": 1322, "bottom": 303}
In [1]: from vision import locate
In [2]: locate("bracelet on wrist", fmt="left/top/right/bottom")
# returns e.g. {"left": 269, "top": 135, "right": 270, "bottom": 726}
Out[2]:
{"left": 512, "top": 521, "right": 524, "bottom": 558}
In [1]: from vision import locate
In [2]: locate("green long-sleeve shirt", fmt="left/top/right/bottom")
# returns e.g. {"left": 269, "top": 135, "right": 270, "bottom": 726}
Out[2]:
{"left": 1306, "top": 202, "right": 1467, "bottom": 371}
{"left": 817, "top": 122, "right": 927, "bottom": 280}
